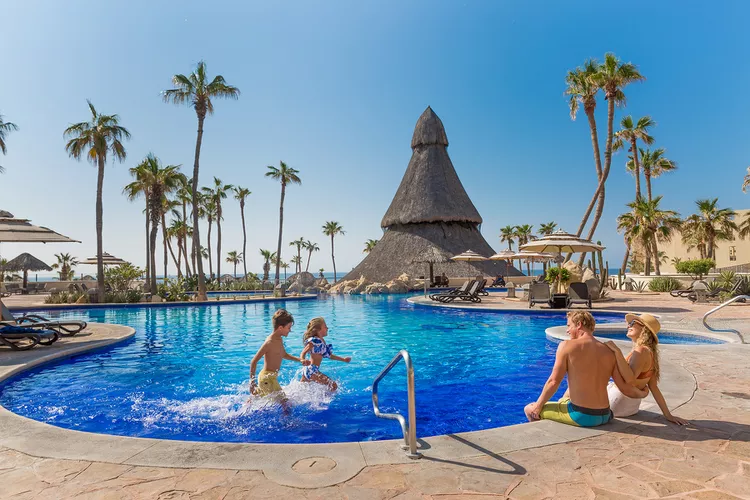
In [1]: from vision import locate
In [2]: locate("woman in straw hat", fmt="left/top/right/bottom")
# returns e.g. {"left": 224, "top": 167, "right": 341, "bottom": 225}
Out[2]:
{"left": 605, "top": 313, "right": 689, "bottom": 425}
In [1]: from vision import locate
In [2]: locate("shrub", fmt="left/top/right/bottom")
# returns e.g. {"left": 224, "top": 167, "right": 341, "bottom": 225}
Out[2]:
{"left": 105, "top": 263, "right": 143, "bottom": 292}
{"left": 158, "top": 278, "right": 189, "bottom": 302}
{"left": 674, "top": 259, "right": 715, "bottom": 279}
{"left": 633, "top": 281, "right": 648, "bottom": 293}
{"left": 45, "top": 291, "right": 87, "bottom": 304}
{"left": 648, "top": 277, "right": 683, "bottom": 292}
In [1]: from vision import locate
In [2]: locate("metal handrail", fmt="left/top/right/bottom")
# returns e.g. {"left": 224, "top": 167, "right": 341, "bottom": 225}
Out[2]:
{"left": 371, "top": 350, "right": 421, "bottom": 459}
{"left": 702, "top": 295, "right": 749, "bottom": 343}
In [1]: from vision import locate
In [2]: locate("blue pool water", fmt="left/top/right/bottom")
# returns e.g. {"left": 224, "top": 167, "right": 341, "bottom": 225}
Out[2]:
{"left": 0, "top": 297, "right": 699, "bottom": 444}
{"left": 594, "top": 331, "right": 726, "bottom": 345}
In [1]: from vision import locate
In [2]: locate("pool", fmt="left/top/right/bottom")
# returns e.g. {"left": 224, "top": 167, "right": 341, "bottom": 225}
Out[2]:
{"left": 0, "top": 296, "right": 628, "bottom": 444}
{"left": 593, "top": 330, "right": 726, "bottom": 345}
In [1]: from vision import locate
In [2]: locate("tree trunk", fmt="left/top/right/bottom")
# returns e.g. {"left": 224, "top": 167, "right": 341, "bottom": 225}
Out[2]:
{"left": 645, "top": 171, "right": 653, "bottom": 203}
{"left": 149, "top": 202, "right": 159, "bottom": 296}
{"left": 95, "top": 155, "right": 106, "bottom": 303}
{"left": 234, "top": 262, "right": 237, "bottom": 279}
{"left": 305, "top": 249, "right": 313, "bottom": 273}
{"left": 162, "top": 214, "right": 168, "bottom": 285}
{"left": 297, "top": 246, "right": 302, "bottom": 274}
{"left": 574, "top": 107, "right": 604, "bottom": 238}
{"left": 207, "top": 219, "right": 213, "bottom": 280}
{"left": 331, "top": 234, "right": 337, "bottom": 283}
{"left": 240, "top": 200, "right": 247, "bottom": 279}
{"left": 644, "top": 239, "right": 652, "bottom": 276}
{"left": 632, "top": 138, "right": 642, "bottom": 200}
{"left": 182, "top": 201, "right": 191, "bottom": 277}
{"left": 145, "top": 201, "right": 150, "bottom": 285}
{"left": 164, "top": 213, "right": 181, "bottom": 279}
{"left": 621, "top": 243, "right": 630, "bottom": 275}
{"left": 274, "top": 183, "right": 286, "bottom": 286}
{"left": 652, "top": 238, "right": 661, "bottom": 276}
{"left": 216, "top": 204, "right": 222, "bottom": 286}
{"left": 192, "top": 115, "right": 207, "bottom": 301}
{"left": 584, "top": 96, "right": 616, "bottom": 244}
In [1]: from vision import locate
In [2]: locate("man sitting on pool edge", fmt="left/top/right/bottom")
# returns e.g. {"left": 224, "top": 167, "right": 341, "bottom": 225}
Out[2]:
{"left": 524, "top": 311, "right": 647, "bottom": 427}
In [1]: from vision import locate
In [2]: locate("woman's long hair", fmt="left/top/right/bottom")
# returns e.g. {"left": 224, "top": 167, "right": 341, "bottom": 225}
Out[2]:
{"left": 303, "top": 317, "right": 326, "bottom": 344}
{"left": 635, "top": 325, "right": 660, "bottom": 382}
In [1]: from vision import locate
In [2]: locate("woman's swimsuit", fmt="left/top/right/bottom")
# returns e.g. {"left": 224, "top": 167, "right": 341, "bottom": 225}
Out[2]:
{"left": 608, "top": 348, "right": 655, "bottom": 417}
{"left": 302, "top": 337, "right": 333, "bottom": 379}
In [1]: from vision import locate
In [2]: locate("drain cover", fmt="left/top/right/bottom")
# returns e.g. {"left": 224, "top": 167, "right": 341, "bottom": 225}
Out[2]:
{"left": 292, "top": 457, "right": 337, "bottom": 474}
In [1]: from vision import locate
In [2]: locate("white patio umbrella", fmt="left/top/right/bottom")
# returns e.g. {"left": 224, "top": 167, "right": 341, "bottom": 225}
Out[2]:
{"left": 512, "top": 251, "right": 555, "bottom": 277}
{"left": 519, "top": 230, "right": 605, "bottom": 267}
{"left": 80, "top": 252, "right": 128, "bottom": 266}
{"left": 451, "top": 250, "right": 489, "bottom": 262}
{"left": 489, "top": 249, "right": 517, "bottom": 275}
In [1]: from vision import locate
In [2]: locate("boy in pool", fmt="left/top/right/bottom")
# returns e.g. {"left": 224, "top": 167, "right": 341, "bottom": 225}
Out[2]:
{"left": 249, "top": 309, "right": 310, "bottom": 404}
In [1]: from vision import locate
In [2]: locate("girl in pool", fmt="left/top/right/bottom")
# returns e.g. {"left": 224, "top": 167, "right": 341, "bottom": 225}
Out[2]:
{"left": 605, "top": 313, "right": 689, "bottom": 425}
{"left": 299, "top": 317, "right": 351, "bottom": 391}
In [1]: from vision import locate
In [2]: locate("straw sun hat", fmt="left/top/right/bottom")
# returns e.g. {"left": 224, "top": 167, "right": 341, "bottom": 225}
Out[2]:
{"left": 624, "top": 313, "right": 661, "bottom": 336}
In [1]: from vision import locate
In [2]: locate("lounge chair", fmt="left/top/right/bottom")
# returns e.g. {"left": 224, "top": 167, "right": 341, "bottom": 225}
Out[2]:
{"left": 567, "top": 282, "right": 592, "bottom": 309}
{"left": 0, "top": 324, "right": 59, "bottom": 350}
{"left": 529, "top": 283, "right": 552, "bottom": 308}
{"left": 439, "top": 280, "right": 483, "bottom": 303}
{"left": 687, "top": 280, "right": 741, "bottom": 303}
{"left": 430, "top": 280, "right": 473, "bottom": 301}
{"left": 5, "top": 283, "right": 22, "bottom": 295}
{"left": 26, "top": 283, "right": 44, "bottom": 294}
{"left": 670, "top": 280, "right": 707, "bottom": 298}
{"left": 476, "top": 279, "right": 489, "bottom": 296}
{"left": 1, "top": 302, "right": 87, "bottom": 336}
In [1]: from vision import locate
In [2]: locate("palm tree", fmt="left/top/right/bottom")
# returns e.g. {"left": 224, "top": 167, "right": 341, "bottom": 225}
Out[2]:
{"left": 743, "top": 167, "right": 750, "bottom": 193}
{"left": 289, "top": 237, "right": 306, "bottom": 273}
{"left": 161, "top": 197, "right": 182, "bottom": 282}
{"left": 123, "top": 163, "right": 152, "bottom": 285}
{"left": 500, "top": 225, "right": 515, "bottom": 251}
{"left": 322, "top": 221, "right": 345, "bottom": 283}
{"left": 126, "top": 154, "right": 182, "bottom": 294}
{"left": 168, "top": 216, "right": 189, "bottom": 275}
{"left": 175, "top": 177, "right": 193, "bottom": 277}
{"left": 0, "top": 114, "right": 19, "bottom": 173}
{"left": 681, "top": 215, "right": 708, "bottom": 259}
{"left": 738, "top": 213, "right": 750, "bottom": 240}
{"left": 304, "top": 241, "right": 319, "bottom": 273}
{"left": 613, "top": 116, "right": 655, "bottom": 200}
{"left": 201, "top": 195, "right": 216, "bottom": 280}
{"left": 538, "top": 222, "right": 557, "bottom": 236}
{"left": 617, "top": 196, "right": 681, "bottom": 275}
{"left": 565, "top": 59, "right": 603, "bottom": 238}
{"left": 687, "top": 199, "right": 738, "bottom": 260}
{"left": 586, "top": 54, "right": 645, "bottom": 241}
{"left": 280, "top": 261, "right": 290, "bottom": 281}
{"left": 163, "top": 61, "right": 240, "bottom": 301}
{"left": 266, "top": 162, "right": 302, "bottom": 286}
{"left": 226, "top": 251, "right": 242, "bottom": 279}
{"left": 259, "top": 249, "right": 276, "bottom": 282}
{"left": 51, "top": 253, "right": 79, "bottom": 281}
{"left": 514, "top": 225, "right": 533, "bottom": 245}
{"left": 233, "top": 186, "right": 251, "bottom": 279}
{"left": 290, "top": 255, "right": 302, "bottom": 274}
{"left": 631, "top": 148, "right": 677, "bottom": 203}
{"left": 64, "top": 100, "right": 131, "bottom": 302}
{"left": 203, "top": 177, "right": 233, "bottom": 285}
{"left": 363, "top": 239, "right": 379, "bottom": 254}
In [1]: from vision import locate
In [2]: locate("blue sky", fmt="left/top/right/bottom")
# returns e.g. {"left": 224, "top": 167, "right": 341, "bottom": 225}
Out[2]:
{"left": 1, "top": 0, "right": 748, "bottom": 276}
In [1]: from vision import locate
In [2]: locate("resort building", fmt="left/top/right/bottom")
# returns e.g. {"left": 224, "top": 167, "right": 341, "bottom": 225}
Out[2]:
{"left": 658, "top": 208, "right": 750, "bottom": 273}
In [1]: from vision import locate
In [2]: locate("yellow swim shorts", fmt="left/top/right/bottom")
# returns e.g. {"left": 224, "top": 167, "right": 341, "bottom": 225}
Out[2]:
{"left": 255, "top": 369, "right": 283, "bottom": 398}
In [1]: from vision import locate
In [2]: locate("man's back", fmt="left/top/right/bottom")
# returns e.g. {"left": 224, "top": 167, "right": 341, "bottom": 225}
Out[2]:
{"left": 566, "top": 336, "right": 615, "bottom": 410}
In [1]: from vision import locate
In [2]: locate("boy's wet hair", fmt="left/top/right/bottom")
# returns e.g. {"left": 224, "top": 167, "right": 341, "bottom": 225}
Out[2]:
{"left": 272, "top": 309, "right": 294, "bottom": 329}
{"left": 566, "top": 310, "right": 595, "bottom": 331}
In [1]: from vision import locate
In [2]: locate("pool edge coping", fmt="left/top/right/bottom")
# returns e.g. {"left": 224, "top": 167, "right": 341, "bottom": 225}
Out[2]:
{"left": 0, "top": 318, "right": 705, "bottom": 489}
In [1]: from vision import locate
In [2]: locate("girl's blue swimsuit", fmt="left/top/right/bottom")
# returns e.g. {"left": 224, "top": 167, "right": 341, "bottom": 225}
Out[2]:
{"left": 302, "top": 337, "right": 333, "bottom": 379}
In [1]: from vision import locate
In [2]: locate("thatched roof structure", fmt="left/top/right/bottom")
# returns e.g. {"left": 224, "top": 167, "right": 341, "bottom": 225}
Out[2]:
{"left": 3, "top": 253, "right": 52, "bottom": 272}
{"left": 0, "top": 213, "right": 80, "bottom": 243}
{"left": 344, "top": 107, "right": 521, "bottom": 283}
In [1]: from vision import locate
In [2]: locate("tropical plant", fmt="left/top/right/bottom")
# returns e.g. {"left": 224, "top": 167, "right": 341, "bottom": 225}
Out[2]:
{"left": 201, "top": 194, "right": 216, "bottom": 279}
{"left": 545, "top": 267, "right": 571, "bottom": 294}
{"left": 685, "top": 199, "right": 738, "bottom": 260}
{"left": 64, "top": 100, "right": 131, "bottom": 302}
{"left": 613, "top": 115, "right": 655, "bottom": 200}
{"left": 584, "top": 54, "right": 645, "bottom": 242}
{"left": 280, "top": 261, "right": 289, "bottom": 281}
{"left": 0, "top": 258, "right": 7, "bottom": 282}
{"left": 616, "top": 196, "right": 681, "bottom": 275}
{"left": 203, "top": 177, "right": 233, "bottom": 285}
{"left": 226, "top": 250, "right": 242, "bottom": 279}
{"left": 648, "top": 277, "right": 683, "bottom": 293}
{"left": 158, "top": 277, "right": 189, "bottom": 302}
{"left": 163, "top": 61, "right": 240, "bottom": 300}
{"left": 739, "top": 212, "right": 750, "bottom": 240}
{"left": 633, "top": 281, "right": 648, "bottom": 293}
{"left": 304, "top": 240, "right": 319, "bottom": 273}
{"left": 514, "top": 224, "right": 533, "bottom": 245}
{"left": 670, "top": 257, "right": 682, "bottom": 268}
{"left": 259, "top": 249, "right": 276, "bottom": 282}
{"left": 674, "top": 259, "right": 715, "bottom": 279}
{"left": 290, "top": 255, "right": 302, "bottom": 274}
{"left": 538, "top": 222, "right": 557, "bottom": 236}
{"left": 717, "top": 271, "right": 736, "bottom": 290}
{"left": 51, "top": 253, "right": 79, "bottom": 281}
{"left": 500, "top": 225, "right": 515, "bottom": 251}
{"left": 322, "top": 221, "right": 345, "bottom": 283}
{"left": 266, "top": 161, "right": 301, "bottom": 286}
{"left": 743, "top": 167, "right": 750, "bottom": 193}
{"left": 104, "top": 263, "right": 143, "bottom": 293}
{"left": 232, "top": 186, "right": 251, "bottom": 279}
{"left": 629, "top": 148, "right": 678, "bottom": 202}
{"left": 175, "top": 177, "right": 194, "bottom": 277}
{"left": 0, "top": 114, "right": 19, "bottom": 173}
{"left": 363, "top": 239, "right": 378, "bottom": 254}
{"left": 289, "top": 237, "right": 306, "bottom": 273}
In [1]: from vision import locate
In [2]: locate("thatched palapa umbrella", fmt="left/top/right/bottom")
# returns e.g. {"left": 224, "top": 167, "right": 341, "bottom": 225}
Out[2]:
{"left": 81, "top": 252, "right": 128, "bottom": 266}
{"left": 3, "top": 253, "right": 52, "bottom": 289}
{"left": 0, "top": 212, "right": 80, "bottom": 243}
{"left": 343, "top": 108, "right": 522, "bottom": 282}
{"left": 411, "top": 246, "right": 452, "bottom": 296}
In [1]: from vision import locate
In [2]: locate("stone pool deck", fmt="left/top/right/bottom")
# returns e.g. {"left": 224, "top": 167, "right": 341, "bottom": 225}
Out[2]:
{"left": 0, "top": 292, "right": 749, "bottom": 498}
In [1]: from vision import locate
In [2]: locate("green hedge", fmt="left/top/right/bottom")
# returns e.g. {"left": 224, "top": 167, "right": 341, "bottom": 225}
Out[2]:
{"left": 648, "top": 277, "right": 684, "bottom": 292}
{"left": 674, "top": 259, "right": 715, "bottom": 279}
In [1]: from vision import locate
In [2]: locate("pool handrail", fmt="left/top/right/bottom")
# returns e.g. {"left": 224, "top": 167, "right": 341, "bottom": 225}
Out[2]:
{"left": 702, "top": 295, "right": 749, "bottom": 343}
{"left": 371, "top": 349, "right": 421, "bottom": 459}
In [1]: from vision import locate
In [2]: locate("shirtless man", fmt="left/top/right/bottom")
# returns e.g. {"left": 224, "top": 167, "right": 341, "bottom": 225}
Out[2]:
{"left": 249, "top": 309, "right": 309, "bottom": 403}
{"left": 524, "top": 310, "right": 646, "bottom": 427}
